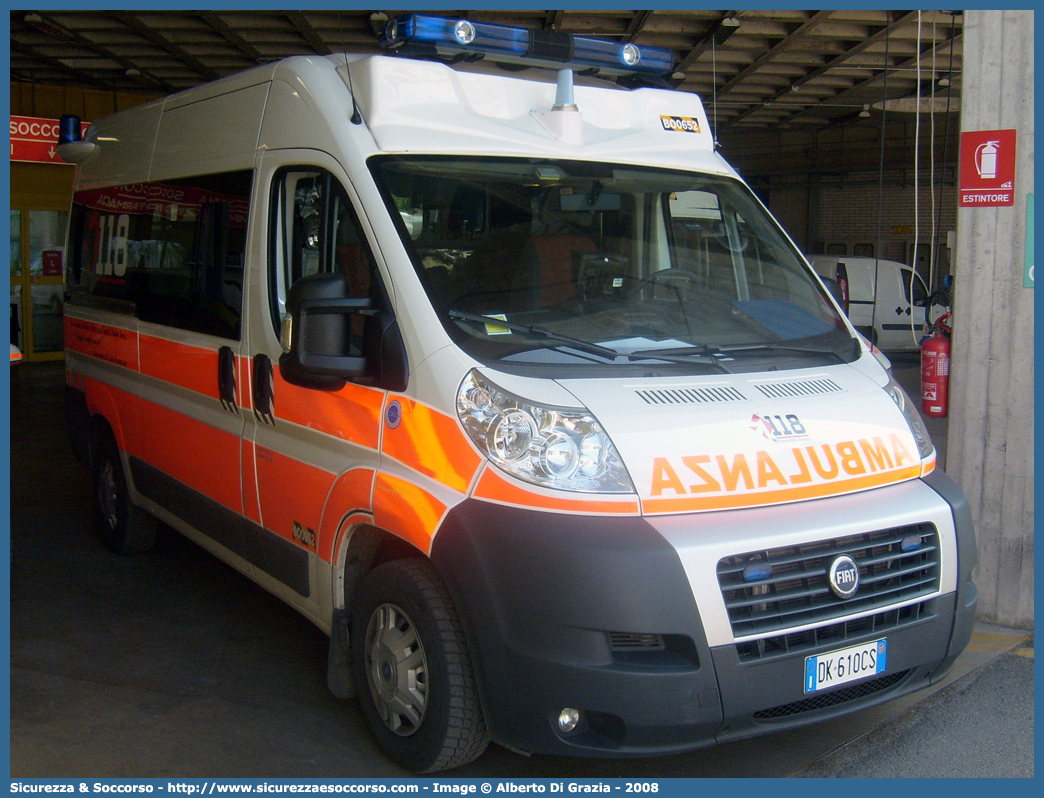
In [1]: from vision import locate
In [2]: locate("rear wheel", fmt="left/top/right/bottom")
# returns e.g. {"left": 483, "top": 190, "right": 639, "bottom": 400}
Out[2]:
{"left": 92, "top": 430, "right": 158, "bottom": 554}
{"left": 351, "top": 559, "right": 490, "bottom": 772}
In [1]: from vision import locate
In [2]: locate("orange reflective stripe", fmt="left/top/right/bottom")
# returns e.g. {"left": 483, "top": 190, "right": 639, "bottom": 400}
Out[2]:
{"left": 141, "top": 398, "right": 242, "bottom": 512}
{"left": 272, "top": 365, "right": 382, "bottom": 449}
{"left": 373, "top": 474, "right": 448, "bottom": 555}
{"left": 81, "top": 374, "right": 140, "bottom": 458}
{"left": 255, "top": 444, "right": 332, "bottom": 548}
{"left": 920, "top": 454, "right": 937, "bottom": 478}
{"left": 318, "top": 469, "right": 377, "bottom": 562}
{"left": 139, "top": 334, "right": 221, "bottom": 398}
{"left": 473, "top": 467, "right": 641, "bottom": 515}
{"left": 642, "top": 465, "right": 923, "bottom": 514}
{"left": 380, "top": 397, "right": 482, "bottom": 493}
{"left": 65, "top": 316, "right": 139, "bottom": 370}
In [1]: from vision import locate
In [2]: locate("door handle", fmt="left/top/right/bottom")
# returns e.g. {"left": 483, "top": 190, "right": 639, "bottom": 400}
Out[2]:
{"left": 218, "top": 345, "right": 238, "bottom": 413}
{"left": 253, "top": 353, "right": 275, "bottom": 425}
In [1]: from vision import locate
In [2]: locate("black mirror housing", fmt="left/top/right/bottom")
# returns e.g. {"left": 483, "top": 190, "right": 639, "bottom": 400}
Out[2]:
{"left": 278, "top": 272, "right": 407, "bottom": 392}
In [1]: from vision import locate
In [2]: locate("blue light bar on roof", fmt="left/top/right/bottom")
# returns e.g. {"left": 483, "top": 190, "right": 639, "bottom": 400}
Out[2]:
{"left": 381, "top": 13, "right": 675, "bottom": 78}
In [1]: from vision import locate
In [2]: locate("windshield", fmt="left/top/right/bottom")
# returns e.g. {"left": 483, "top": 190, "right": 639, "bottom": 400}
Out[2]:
{"left": 370, "top": 156, "right": 855, "bottom": 374}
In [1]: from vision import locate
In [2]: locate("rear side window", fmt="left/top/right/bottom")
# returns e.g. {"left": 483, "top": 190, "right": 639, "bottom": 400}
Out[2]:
{"left": 900, "top": 268, "right": 929, "bottom": 307}
{"left": 66, "top": 170, "right": 253, "bottom": 340}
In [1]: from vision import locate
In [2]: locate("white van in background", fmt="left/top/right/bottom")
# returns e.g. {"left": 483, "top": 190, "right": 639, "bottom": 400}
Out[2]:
{"left": 807, "top": 255, "right": 946, "bottom": 352}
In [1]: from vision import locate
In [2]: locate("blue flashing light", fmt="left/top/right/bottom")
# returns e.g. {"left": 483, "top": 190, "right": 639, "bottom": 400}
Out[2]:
{"left": 381, "top": 13, "right": 675, "bottom": 78}
{"left": 900, "top": 535, "right": 924, "bottom": 552}
{"left": 742, "top": 562, "right": 773, "bottom": 583}
{"left": 59, "top": 114, "right": 83, "bottom": 144}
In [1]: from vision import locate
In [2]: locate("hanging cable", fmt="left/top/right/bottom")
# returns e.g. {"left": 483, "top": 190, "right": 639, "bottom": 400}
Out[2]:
{"left": 872, "top": 15, "right": 893, "bottom": 346}
{"left": 929, "top": 15, "right": 938, "bottom": 303}
{"left": 910, "top": 11, "right": 923, "bottom": 348}
{"left": 934, "top": 13, "right": 958, "bottom": 301}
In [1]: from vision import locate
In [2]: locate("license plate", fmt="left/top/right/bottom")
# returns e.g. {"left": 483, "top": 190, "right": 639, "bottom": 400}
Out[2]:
{"left": 804, "top": 638, "right": 887, "bottom": 693}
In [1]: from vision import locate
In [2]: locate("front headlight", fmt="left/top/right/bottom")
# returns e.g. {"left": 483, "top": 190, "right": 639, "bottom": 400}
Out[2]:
{"left": 456, "top": 370, "right": 635, "bottom": 493}
{"left": 884, "top": 372, "right": 934, "bottom": 460}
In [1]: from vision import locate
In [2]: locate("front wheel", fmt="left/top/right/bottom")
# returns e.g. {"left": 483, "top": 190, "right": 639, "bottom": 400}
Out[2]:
{"left": 92, "top": 430, "right": 158, "bottom": 554}
{"left": 351, "top": 559, "right": 490, "bottom": 772}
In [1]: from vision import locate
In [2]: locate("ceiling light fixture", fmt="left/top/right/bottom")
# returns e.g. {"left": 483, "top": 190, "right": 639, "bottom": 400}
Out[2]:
{"left": 859, "top": 104, "right": 871, "bottom": 118}
{"left": 22, "top": 12, "right": 73, "bottom": 40}
{"left": 710, "top": 17, "right": 740, "bottom": 48}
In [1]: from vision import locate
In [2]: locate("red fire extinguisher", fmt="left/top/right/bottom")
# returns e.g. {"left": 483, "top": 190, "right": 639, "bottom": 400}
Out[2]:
{"left": 921, "top": 312, "right": 952, "bottom": 418}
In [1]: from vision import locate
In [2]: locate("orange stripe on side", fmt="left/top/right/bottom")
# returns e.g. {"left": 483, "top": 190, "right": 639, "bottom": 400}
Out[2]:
{"left": 372, "top": 474, "right": 449, "bottom": 556}
{"left": 271, "top": 365, "right": 382, "bottom": 449}
{"left": 141, "top": 399, "right": 242, "bottom": 513}
{"left": 473, "top": 467, "right": 641, "bottom": 515}
{"left": 642, "top": 465, "right": 923, "bottom": 515}
{"left": 255, "top": 445, "right": 333, "bottom": 548}
{"left": 920, "top": 454, "right": 937, "bottom": 478}
{"left": 381, "top": 398, "right": 483, "bottom": 494}
{"left": 64, "top": 315, "right": 139, "bottom": 370}
{"left": 318, "top": 469, "right": 377, "bottom": 563}
{"left": 139, "top": 334, "right": 220, "bottom": 398}
{"left": 80, "top": 374, "right": 141, "bottom": 460}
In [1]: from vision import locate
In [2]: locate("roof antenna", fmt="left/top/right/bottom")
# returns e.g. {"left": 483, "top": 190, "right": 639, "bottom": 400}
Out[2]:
{"left": 338, "top": 10, "right": 363, "bottom": 125}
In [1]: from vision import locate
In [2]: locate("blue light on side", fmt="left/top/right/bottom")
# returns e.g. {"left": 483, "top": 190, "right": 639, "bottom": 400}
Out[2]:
{"left": 742, "top": 562, "right": 773, "bottom": 582}
{"left": 59, "top": 114, "right": 82, "bottom": 144}
{"left": 900, "top": 535, "right": 923, "bottom": 552}
{"left": 571, "top": 36, "right": 674, "bottom": 76}
{"left": 389, "top": 14, "right": 528, "bottom": 59}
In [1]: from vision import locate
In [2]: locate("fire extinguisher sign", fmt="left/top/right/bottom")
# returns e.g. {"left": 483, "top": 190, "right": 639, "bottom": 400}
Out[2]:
{"left": 959, "top": 129, "right": 1017, "bottom": 207}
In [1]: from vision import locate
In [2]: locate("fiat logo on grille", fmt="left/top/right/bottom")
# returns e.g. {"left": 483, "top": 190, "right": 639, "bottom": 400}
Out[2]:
{"left": 828, "top": 555, "right": 860, "bottom": 599}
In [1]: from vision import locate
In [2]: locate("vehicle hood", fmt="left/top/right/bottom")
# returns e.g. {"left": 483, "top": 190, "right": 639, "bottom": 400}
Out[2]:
{"left": 557, "top": 365, "right": 927, "bottom": 515}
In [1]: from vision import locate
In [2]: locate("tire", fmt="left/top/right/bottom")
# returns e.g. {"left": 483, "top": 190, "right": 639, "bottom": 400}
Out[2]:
{"left": 351, "top": 559, "right": 490, "bottom": 773}
{"left": 92, "top": 431, "right": 158, "bottom": 554}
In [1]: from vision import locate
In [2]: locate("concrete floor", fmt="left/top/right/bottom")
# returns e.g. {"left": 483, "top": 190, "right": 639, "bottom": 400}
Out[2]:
{"left": 7, "top": 358, "right": 1026, "bottom": 778}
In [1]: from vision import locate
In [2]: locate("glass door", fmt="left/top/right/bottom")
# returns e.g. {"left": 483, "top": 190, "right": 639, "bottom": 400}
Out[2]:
{"left": 10, "top": 206, "right": 68, "bottom": 361}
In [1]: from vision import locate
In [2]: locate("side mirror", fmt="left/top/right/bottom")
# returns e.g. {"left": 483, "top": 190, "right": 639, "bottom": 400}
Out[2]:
{"left": 278, "top": 272, "right": 407, "bottom": 392}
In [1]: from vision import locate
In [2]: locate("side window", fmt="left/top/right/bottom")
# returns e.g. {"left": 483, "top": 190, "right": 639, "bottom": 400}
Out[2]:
{"left": 902, "top": 268, "right": 929, "bottom": 307}
{"left": 269, "top": 167, "right": 376, "bottom": 332}
{"left": 67, "top": 170, "right": 252, "bottom": 340}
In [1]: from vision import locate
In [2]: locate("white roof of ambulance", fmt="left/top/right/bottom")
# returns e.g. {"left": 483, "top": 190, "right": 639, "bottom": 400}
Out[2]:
{"left": 74, "top": 54, "right": 739, "bottom": 189}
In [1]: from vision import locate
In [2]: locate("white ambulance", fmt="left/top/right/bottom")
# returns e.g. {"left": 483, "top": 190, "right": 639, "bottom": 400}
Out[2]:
{"left": 60, "top": 14, "right": 977, "bottom": 773}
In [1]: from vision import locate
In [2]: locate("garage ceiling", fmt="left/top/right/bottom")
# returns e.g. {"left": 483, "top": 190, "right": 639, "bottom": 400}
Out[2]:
{"left": 10, "top": 9, "right": 963, "bottom": 138}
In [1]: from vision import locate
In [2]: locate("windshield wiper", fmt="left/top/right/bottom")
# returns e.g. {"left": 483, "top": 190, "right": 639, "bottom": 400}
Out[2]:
{"left": 625, "top": 345, "right": 729, "bottom": 372}
{"left": 712, "top": 341, "right": 844, "bottom": 361}
{"left": 448, "top": 310, "right": 620, "bottom": 360}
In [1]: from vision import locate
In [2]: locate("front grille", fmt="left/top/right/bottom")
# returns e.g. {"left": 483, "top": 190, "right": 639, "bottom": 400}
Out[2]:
{"left": 753, "top": 670, "right": 909, "bottom": 720}
{"left": 735, "top": 600, "right": 936, "bottom": 662}
{"left": 717, "top": 523, "right": 940, "bottom": 639}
